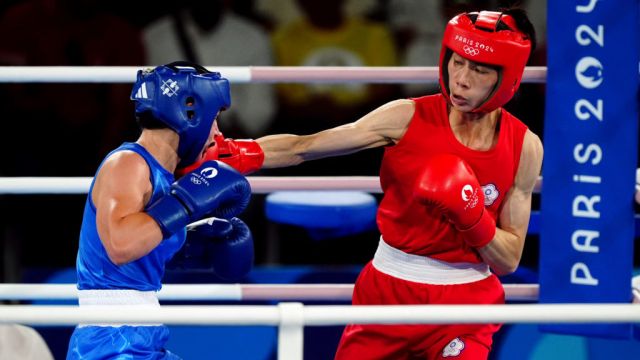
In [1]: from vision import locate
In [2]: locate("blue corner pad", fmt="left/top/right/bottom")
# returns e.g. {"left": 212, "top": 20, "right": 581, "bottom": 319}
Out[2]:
{"left": 265, "top": 191, "right": 378, "bottom": 230}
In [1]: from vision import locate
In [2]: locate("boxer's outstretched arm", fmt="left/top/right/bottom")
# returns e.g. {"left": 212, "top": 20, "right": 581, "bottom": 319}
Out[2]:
{"left": 257, "top": 99, "right": 415, "bottom": 169}
{"left": 478, "top": 130, "right": 543, "bottom": 275}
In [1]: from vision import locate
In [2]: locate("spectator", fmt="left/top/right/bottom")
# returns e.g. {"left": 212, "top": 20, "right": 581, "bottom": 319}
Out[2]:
{"left": 0, "top": 0, "right": 145, "bottom": 176}
{"left": 0, "top": 0, "right": 146, "bottom": 275}
{"left": 399, "top": 0, "right": 491, "bottom": 97}
{"left": 271, "top": 0, "right": 399, "bottom": 132}
{"left": 143, "top": 0, "right": 276, "bottom": 138}
{"left": 388, "top": 0, "right": 445, "bottom": 55}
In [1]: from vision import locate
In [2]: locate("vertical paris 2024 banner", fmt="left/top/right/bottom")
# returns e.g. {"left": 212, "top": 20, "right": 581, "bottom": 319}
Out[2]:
{"left": 540, "top": 0, "right": 639, "bottom": 338}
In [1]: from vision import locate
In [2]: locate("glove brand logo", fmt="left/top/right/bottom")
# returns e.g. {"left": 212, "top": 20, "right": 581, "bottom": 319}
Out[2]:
{"left": 442, "top": 337, "right": 465, "bottom": 357}
{"left": 200, "top": 167, "right": 218, "bottom": 179}
{"left": 461, "top": 184, "right": 479, "bottom": 210}
{"left": 482, "top": 183, "right": 499, "bottom": 206}
{"left": 189, "top": 167, "right": 218, "bottom": 186}
{"left": 161, "top": 79, "right": 180, "bottom": 97}
{"left": 461, "top": 184, "right": 474, "bottom": 201}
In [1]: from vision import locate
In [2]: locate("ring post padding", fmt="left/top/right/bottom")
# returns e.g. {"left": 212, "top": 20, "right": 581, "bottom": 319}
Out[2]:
{"left": 540, "top": 0, "right": 639, "bottom": 339}
{"left": 277, "top": 302, "right": 304, "bottom": 360}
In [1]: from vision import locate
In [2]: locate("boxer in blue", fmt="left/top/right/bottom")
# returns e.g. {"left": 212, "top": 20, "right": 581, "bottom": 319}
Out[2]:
{"left": 66, "top": 62, "right": 254, "bottom": 359}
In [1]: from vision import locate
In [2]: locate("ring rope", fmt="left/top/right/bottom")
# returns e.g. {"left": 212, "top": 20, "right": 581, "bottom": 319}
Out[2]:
{"left": 0, "top": 176, "right": 542, "bottom": 194}
{"left": 0, "top": 66, "right": 547, "bottom": 84}
{"left": 0, "top": 283, "right": 539, "bottom": 302}
{"left": 0, "top": 303, "right": 637, "bottom": 326}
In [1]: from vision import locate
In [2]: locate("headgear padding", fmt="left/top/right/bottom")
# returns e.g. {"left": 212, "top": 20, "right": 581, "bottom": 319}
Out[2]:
{"left": 439, "top": 11, "right": 531, "bottom": 113}
{"left": 131, "top": 61, "right": 231, "bottom": 166}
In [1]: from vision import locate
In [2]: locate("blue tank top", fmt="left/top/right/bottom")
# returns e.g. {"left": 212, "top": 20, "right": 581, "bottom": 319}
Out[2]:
{"left": 76, "top": 142, "right": 186, "bottom": 291}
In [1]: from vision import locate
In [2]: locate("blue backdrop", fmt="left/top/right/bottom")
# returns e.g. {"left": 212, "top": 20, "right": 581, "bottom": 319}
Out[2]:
{"left": 540, "top": 0, "right": 639, "bottom": 338}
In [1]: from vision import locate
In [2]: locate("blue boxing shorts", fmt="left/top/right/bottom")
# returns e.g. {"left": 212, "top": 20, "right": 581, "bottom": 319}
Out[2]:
{"left": 66, "top": 289, "right": 180, "bottom": 360}
{"left": 67, "top": 325, "right": 180, "bottom": 360}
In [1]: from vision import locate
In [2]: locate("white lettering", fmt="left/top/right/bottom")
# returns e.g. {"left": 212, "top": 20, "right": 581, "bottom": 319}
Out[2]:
{"left": 573, "top": 143, "right": 602, "bottom": 165}
{"left": 572, "top": 195, "right": 601, "bottom": 218}
{"left": 571, "top": 262, "right": 599, "bottom": 285}
{"left": 575, "top": 25, "right": 604, "bottom": 47}
{"left": 572, "top": 174, "right": 601, "bottom": 184}
{"left": 571, "top": 230, "right": 600, "bottom": 253}
{"left": 576, "top": 0, "right": 599, "bottom": 13}
{"left": 453, "top": 35, "right": 494, "bottom": 53}
{"left": 574, "top": 99, "right": 603, "bottom": 121}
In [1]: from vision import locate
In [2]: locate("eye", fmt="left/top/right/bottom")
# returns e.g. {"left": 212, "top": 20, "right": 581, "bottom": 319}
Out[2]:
{"left": 186, "top": 96, "right": 195, "bottom": 107}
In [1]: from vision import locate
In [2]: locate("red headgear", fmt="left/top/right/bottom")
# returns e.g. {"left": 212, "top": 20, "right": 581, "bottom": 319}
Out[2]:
{"left": 439, "top": 11, "right": 531, "bottom": 113}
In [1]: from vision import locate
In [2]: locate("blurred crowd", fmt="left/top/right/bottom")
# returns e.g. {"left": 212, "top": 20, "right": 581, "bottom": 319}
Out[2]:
{"left": 0, "top": 0, "right": 547, "bottom": 280}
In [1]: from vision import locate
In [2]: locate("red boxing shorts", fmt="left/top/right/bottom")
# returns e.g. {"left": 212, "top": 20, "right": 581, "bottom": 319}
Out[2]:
{"left": 334, "top": 239, "right": 504, "bottom": 360}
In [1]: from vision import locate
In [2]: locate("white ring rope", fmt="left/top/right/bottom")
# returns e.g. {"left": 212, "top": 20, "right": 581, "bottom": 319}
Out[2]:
{"left": 0, "top": 283, "right": 539, "bottom": 302}
{"left": 3, "top": 301, "right": 634, "bottom": 360}
{"left": 0, "top": 66, "right": 547, "bottom": 84}
{"left": 0, "top": 303, "right": 637, "bottom": 326}
{"left": 0, "top": 176, "right": 542, "bottom": 194}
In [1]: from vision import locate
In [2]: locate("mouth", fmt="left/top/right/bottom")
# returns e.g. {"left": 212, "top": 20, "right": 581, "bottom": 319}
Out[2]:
{"left": 450, "top": 93, "right": 468, "bottom": 107}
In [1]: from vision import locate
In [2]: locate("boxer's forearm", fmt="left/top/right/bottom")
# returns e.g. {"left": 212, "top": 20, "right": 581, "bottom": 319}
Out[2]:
{"left": 257, "top": 134, "right": 309, "bottom": 168}
{"left": 477, "top": 227, "right": 525, "bottom": 276}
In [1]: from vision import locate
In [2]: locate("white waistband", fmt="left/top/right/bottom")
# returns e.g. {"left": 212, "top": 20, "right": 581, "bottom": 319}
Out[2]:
{"left": 372, "top": 237, "right": 490, "bottom": 285}
{"left": 78, "top": 289, "right": 160, "bottom": 306}
{"left": 77, "top": 289, "right": 161, "bottom": 327}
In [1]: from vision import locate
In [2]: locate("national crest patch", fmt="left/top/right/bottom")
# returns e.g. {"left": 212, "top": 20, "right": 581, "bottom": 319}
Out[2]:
{"left": 442, "top": 337, "right": 465, "bottom": 357}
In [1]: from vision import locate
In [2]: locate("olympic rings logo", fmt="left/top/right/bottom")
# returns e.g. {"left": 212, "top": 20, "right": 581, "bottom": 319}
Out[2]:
{"left": 463, "top": 45, "right": 480, "bottom": 56}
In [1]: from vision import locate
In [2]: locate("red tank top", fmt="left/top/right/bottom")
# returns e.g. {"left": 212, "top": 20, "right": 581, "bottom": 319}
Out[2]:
{"left": 377, "top": 94, "right": 527, "bottom": 263}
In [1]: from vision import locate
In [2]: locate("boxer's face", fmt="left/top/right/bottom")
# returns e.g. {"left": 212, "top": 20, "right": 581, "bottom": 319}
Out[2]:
{"left": 200, "top": 111, "right": 221, "bottom": 160}
{"left": 447, "top": 52, "right": 498, "bottom": 112}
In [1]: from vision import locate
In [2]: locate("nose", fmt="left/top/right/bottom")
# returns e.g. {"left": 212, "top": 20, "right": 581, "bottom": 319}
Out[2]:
{"left": 454, "top": 66, "right": 471, "bottom": 89}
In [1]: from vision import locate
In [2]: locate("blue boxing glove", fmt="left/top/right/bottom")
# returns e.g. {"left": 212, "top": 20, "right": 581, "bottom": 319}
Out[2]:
{"left": 166, "top": 217, "right": 254, "bottom": 280}
{"left": 146, "top": 161, "right": 251, "bottom": 238}
{"left": 165, "top": 217, "right": 233, "bottom": 271}
{"left": 209, "top": 217, "right": 254, "bottom": 281}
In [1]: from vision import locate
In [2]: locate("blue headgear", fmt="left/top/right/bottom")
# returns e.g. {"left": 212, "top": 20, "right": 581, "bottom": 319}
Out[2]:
{"left": 130, "top": 61, "right": 231, "bottom": 167}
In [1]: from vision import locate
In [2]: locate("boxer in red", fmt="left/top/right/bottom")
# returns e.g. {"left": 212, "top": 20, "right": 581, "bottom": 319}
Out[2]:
{"left": 190, "top": 8, "right": 542, "bottom": 359}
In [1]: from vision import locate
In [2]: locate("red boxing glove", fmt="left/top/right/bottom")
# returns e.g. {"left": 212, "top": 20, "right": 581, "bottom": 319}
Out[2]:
{"left": 415, "top": 153, "right": 495, "bottom": 248}
{"left": 176, "top": 133, "right": 264, "bottom": 177}
{"left": 175, "top": 141, "right": 220, "bottom": 178}
{"left": 215, "top": 134, "right": 264, "bottom": 175}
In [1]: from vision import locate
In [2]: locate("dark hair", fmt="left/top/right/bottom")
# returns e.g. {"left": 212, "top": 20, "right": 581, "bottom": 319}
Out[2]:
{"left": 499, "top": 7, "right": 537, "bottom": 54}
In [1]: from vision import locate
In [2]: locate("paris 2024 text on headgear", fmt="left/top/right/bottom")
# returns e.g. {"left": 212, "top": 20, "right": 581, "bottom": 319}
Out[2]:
{"left": 439, "top": 11, "right": 532, "bottom": 113}
{"left": 130, "top": 61, "right": 231, "bottom": 167}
